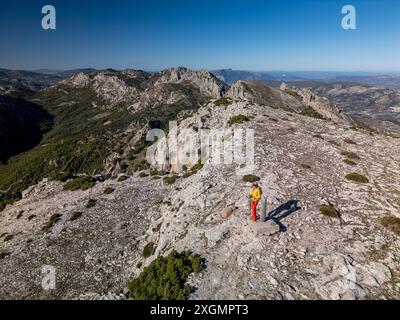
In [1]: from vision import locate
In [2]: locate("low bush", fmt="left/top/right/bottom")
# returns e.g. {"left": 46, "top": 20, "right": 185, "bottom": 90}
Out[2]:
{"left": 42, "top": 213, "right": 62, "bottom": 232}
{"left": 63, "top": 176, "right": 96, "bottom": 191}
{"left": 343, "top": 159, "right": 357, "bottom": 166}
{"left": 191, "top": 162, "right": 204, "bottom": 174}
{"left": 300, "top": 107, "right": 324, "bottom": 119}
{"left": 381, "top": 216, "right": 400, "bottom": 236}
{"left": 228, "top": 115, "right": 249, "bottom": 126}
{"left": 127, "top": 250, "right": 203, "bottom": 300}
{"left": 150, "top": 170, "right": 166, "bottom": 177}
{"left": 182, "top": 172, "right": 193, "bottom": 178}
{"left": 345, "top": 173, "right": 369, "bottom": 183}
{"left": 341, "top": 151, "right": 360, "bottom": 160}
{"left": 243, "top": 175, "right": 260, "bottom": 183}
{"left": 120, "top": 162, "right": 129, "bottom": 171}
{"left": 104, "top": 187, "right": 115, "bottom": 194}
{"left": 85, "top": 199, "right": 97, "bottom": 208}
{"left": 143, "top": 242, "right": 156, "bottom": 258}
{"left": 318, "top": 204, "right": 339, "bottom": 218}
{"left": 69, "top": 211, "right": 83, "bottom": 221}
{"left": 214, "top": 97, "right": 232, "bottom": 106}
{"left": 163, "top": 176, "right": 177, "bottom": 185}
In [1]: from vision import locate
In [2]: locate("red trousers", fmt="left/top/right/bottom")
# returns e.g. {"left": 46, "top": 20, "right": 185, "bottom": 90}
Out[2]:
{"left": 251, "top": 200, "right": 259, "bottom": 222}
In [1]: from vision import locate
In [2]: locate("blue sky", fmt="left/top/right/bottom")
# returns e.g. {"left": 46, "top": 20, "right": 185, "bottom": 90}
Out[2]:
{"left": 0, "top": 0, "right": 399, "bottom": 72}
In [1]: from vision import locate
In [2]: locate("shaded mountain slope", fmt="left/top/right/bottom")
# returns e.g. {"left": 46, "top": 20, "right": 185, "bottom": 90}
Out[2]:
{"left": 0, "top": 95, "right": 53, "bottom": 163}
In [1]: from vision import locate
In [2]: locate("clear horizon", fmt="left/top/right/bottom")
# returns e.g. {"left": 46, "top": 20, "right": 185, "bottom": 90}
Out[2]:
{"left": 20, "top": 68, "right": 400, "bottom": 75}
{"left": 1, "top": 0, "right": 399, "bottom": 72}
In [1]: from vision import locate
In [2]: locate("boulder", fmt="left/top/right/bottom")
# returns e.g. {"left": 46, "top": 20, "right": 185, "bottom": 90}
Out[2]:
{"left": 249, "top": 219, "right": 280, "bottom": 236}
{"left": 219, "top": 206, "right": 236, "bottom": 219}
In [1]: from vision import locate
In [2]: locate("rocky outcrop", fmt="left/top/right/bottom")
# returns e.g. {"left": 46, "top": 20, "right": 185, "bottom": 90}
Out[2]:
{"left": 226, "top": 80, "right": 350, "bottom": 123}
{"left": 280, "top": 83, "right": 350, "bottom": 122}
{"left": 154, "top": 67, "right": 228, "bottom": 98}
{"left": 57, "top": 67, "right": 226, "bottom": 112}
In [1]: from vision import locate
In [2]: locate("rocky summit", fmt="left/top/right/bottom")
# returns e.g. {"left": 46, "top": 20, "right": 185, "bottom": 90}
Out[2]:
{"left": 0, "top": 68, "right": 400, "bottom": 300}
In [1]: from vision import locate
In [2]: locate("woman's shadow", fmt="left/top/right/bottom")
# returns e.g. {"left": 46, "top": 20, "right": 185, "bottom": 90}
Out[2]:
{"left": 266, "top": 200, "right": 301, "bottom": 232}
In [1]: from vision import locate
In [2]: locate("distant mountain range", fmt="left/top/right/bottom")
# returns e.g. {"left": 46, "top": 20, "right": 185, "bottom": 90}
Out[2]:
{"left": 0, "top": 68, "right": 95, "bottom": 96}
{"left": 211, "top": 69, "right": 400, "bottom": 89}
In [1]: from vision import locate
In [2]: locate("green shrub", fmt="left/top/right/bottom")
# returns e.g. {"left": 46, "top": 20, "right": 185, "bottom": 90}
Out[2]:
{"left": 126, "top": 150, "right": 135, "bottom": 161}
{"left": 191, "top": 162, "right": 204, "bottom": 174}
{"left": 341, "top": 151, "right": 360, "bottom": 160}
{"left": 42, "top": 213, "right": 62, "bottom": 232}
{"left": 381, "top": 216, "right": 400, "bottom": 235}
{"left": 143, "top": 242, "right": 156, "bottom": 258}
{"left": 345, "top": 173, "right": 369, "bottom": 183}
{"left": 343, "top": 159, "right": 357, "bottom": 166}
{"left": 300, "top": 107, "right": 324, "bottom": 119}
{"left": 85, "top": 199, "right": 97, "bottom": 208}
{"left": 104, "top": 187, "right": 115, "bottom": 194}
{"left": 318, "top": 204, "right": 339, "bottom": 218}
{"left": 182, "top": 172, "right": 193, "bottom": 178}
{"left": 64, "top": 176, "right": 96, "bottom": 191}
{"left": 214, "top": 97, "right": 232, "bottom": 106}
{"left": 70, "top": 211, "right": 83, "bottom": 221}
{"left": 150, "top": 170, "right": 166, "bottom": 176}
{"left": 228, "top": 115, "right": 249, "bottom": 126}
{"left": 243, "top": 175, "right": 260, "bottom": 183}
{"left": 127, "top": 250, "right": 203, "bottom": 300}
{"left": 132, "top": 158, "right": 150, "bottom": 172}
{"left": 163, "top": 176, "right": 177, "bottom": 185}
{"left": 139, "top": 172, "right": 149, "bottom": 178}
{"left": 117, "top": 175, "right": 128, "bottom": 182}
{"left": 120, "top": 162, "right": 129, "bottom": 171}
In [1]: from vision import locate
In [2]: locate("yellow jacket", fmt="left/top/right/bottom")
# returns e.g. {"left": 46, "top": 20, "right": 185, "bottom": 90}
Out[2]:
{"left": 250, "top": 187, "right": 262, "bottom": 201}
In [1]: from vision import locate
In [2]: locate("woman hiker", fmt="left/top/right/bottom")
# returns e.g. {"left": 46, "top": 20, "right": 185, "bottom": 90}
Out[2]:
{"left": 249, "top": 183, "right": 262, "bottom": 222}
